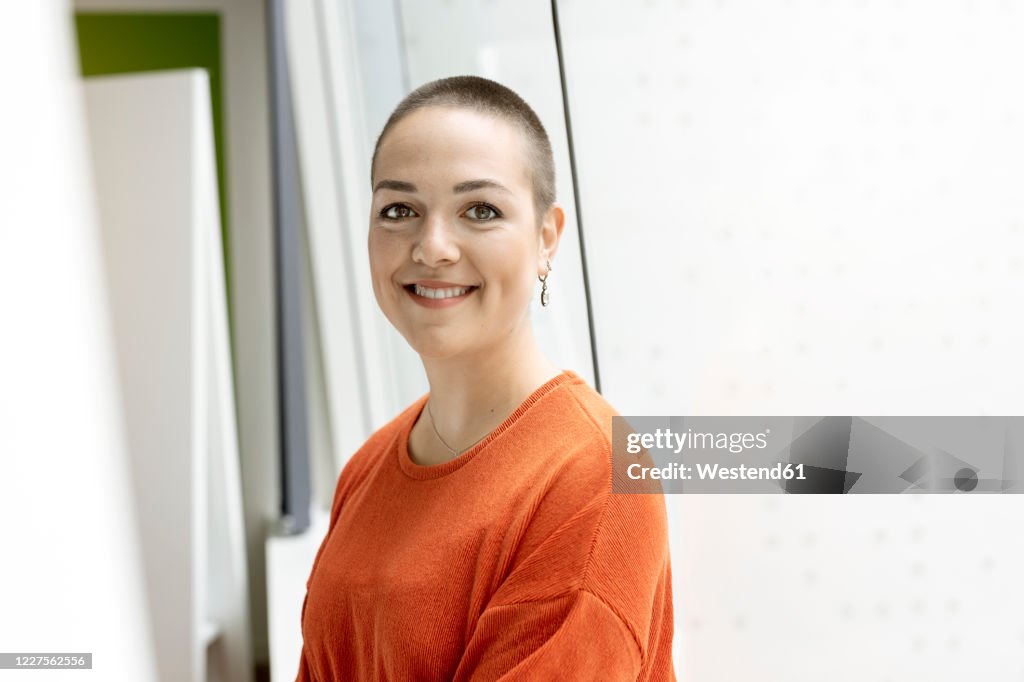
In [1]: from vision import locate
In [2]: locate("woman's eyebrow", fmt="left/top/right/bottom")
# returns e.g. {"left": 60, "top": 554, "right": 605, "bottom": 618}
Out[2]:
{"left": 372, "top": 178, "right": 513, "bottom": 195}
{"left": 373, "top": 179, "right": 417, "bottom": 193}
{"left": 452, "top": 179, "right": 513, "bottom": 195}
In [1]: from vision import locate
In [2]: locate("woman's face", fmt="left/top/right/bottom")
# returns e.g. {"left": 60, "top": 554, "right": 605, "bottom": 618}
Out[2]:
{"left": 369, "top": 106, "right": 559, "bottom": 359}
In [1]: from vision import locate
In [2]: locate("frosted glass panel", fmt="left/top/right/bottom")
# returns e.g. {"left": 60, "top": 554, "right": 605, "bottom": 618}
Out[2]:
{"left": 558, "top": 0, "right": 1024, "bottom": 416}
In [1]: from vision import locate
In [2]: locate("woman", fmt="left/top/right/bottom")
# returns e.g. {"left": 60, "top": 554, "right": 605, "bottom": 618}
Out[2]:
{"left": 297, "top": 76, "right": 675, "bottom": 681}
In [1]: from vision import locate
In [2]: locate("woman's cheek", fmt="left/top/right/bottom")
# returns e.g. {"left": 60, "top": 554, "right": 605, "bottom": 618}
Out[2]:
{"left": 369, "top": 230, "right": 405, "bottom": 274}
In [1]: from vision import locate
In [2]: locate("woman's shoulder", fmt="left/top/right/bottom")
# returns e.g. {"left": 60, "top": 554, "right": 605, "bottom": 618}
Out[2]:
{"left": 324, "top": 395, "right": 426, "bottom": 521}
{"left": 537, "top": 374, "right": 621, "bottom": 456}
{"left": 531, "top": 375, "right": 667, "bottom": 511}
{"left": 560, "top": 377, "right": 621, "bottom": 433}
{"left": 516, "top": 375, "right": 626, "bottom": 496}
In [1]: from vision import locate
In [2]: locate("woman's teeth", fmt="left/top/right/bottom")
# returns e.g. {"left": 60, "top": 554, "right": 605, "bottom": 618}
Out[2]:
{"left": 412, "top": 284, "right": 474, "bottom": 299}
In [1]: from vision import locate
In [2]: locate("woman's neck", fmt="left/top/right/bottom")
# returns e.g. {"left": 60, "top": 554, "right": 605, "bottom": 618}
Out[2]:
{"left": 418, "top": 328, "right": 561, "bottom": 453}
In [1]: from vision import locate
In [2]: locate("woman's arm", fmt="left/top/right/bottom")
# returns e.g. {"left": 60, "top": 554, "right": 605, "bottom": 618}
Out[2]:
{"left": 453, "top": 490, "right": 676, "bottom": 681}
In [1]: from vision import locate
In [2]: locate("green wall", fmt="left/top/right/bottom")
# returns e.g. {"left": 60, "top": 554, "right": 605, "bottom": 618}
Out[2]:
{"left": 75, "top": 12, "right": 233, "bottom": 315}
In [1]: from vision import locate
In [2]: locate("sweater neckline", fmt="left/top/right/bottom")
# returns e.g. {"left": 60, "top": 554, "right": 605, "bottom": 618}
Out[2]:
{"left": 397, "top": 369, "right": 581, "bottom": 480}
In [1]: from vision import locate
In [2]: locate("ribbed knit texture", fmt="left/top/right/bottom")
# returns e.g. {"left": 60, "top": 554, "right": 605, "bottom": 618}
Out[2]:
{"left": 296, "top": 370, "right": 676, "bottom": 681}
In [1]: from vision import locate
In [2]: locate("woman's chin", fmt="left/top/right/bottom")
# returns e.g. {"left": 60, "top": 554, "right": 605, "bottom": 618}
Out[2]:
{"left": 403, "top": 332, "right": 472, "bottom": 360}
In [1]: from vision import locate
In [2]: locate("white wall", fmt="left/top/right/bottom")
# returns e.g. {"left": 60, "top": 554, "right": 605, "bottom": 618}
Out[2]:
{"left": 83, "top": 69, "right": 252, "bottom": 682}
{"left": 0, "top": 2, "right": 157, "bottom": 679}
{"left": 85, "top": 70, "right": 204, "bottom": 682}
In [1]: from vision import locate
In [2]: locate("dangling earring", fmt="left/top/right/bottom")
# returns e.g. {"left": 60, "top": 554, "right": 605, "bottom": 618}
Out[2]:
{"left": 538, "top": 259, "right": 552, "bottom": 307}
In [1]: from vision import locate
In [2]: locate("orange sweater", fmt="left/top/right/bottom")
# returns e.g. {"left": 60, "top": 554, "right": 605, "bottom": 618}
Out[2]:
{"left": 296, "top": 370, "right": 676, "bottom": 681}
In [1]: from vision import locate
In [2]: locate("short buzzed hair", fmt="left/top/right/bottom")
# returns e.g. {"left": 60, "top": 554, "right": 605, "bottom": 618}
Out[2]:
{"left": 370, "top": 75, "right": 556, "bottom": 228}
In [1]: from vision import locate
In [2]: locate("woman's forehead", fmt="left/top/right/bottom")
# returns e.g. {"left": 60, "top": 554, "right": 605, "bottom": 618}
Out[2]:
{"left": 375, "top": 107, "right": 532, "bottom": 190}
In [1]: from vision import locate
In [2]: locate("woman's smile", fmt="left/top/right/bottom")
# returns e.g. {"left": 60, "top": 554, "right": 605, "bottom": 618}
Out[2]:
{"left": 403, "top": 281, "right": 480, "bottom": 309}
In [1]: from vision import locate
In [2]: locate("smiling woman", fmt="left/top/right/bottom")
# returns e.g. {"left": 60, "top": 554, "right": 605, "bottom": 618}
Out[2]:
{"left": 295, "top": 76, "right": 676, "bottom": 681}
{"left": 368, "top": 103, "right": 556, "bottom": 379}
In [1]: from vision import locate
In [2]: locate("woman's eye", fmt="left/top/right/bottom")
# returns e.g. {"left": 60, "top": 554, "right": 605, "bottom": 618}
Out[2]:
{"left": 466, "top": 204, "right": 500, "bottom": 221}
{"left": 381, "top": 204, "right": 416, "bottom": 220}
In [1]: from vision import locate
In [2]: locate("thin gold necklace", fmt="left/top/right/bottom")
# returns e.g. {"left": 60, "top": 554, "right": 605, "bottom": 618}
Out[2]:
{"left": 425, "top": 400, "right": 491, "bottom": 457}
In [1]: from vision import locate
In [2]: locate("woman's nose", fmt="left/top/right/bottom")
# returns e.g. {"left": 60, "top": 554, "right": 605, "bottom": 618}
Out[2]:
{"left": 412, "top": 214, "right": 459, "bottom": 266}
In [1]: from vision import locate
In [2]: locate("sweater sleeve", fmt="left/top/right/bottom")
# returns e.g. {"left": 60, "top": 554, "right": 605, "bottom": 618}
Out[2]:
{"left": 452, "top": 484, "right": 676, "bottom": 682}
{"left": 294, "top": 443, "right": 380, "bottom": 682}
{"left": 452, "top": 589, "right": 641, "bottom": 680}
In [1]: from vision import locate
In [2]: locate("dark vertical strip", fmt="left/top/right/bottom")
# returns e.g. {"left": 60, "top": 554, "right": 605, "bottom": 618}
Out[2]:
{"left": 268, "top": 0, "right": 311, "bottom": 533}
{"left": 550, "top": 0, "right": 602, "bottom": 394}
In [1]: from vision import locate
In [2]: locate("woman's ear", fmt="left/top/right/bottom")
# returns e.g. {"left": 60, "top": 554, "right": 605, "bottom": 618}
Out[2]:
{"left": 538, "top": 202, "right": 565, "bottom": 274}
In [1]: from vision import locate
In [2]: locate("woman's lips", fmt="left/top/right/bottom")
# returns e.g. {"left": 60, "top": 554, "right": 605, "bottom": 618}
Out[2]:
{"left": 404, "top": 283, "right": 478, "bottom": 309}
